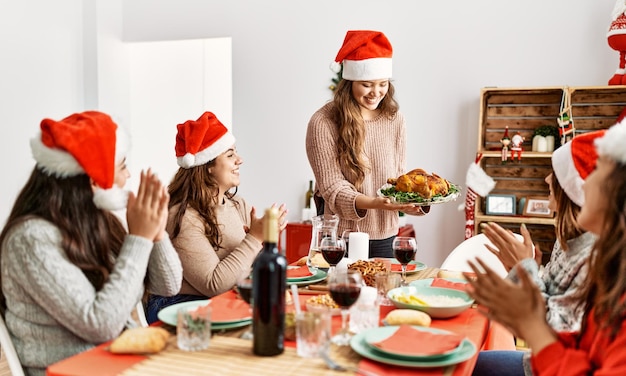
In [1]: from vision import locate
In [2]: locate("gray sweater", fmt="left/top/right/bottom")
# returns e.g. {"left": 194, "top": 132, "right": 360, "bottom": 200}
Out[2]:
{"left": 1, "top": 218, "right": 183, "bottom": 376}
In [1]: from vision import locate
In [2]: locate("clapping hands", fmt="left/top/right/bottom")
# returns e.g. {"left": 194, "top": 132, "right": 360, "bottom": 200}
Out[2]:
{"left": 126, "top": 169, "right": 169, "bottom": 242}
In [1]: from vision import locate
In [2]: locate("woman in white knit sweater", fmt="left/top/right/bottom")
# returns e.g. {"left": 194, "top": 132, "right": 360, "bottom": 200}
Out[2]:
{"left": 306, "top": 30, "right": 425, "bottom": 258}
{"left": 0, "top": 111, "right": 182, "bottom": 375}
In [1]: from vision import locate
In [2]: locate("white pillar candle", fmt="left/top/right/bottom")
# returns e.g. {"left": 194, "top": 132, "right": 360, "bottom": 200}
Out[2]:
{"left": 348, "top": 232, "right": 369, "bottom": 261}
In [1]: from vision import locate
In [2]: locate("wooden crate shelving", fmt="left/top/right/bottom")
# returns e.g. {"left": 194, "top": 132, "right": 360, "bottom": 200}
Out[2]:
{"left": 474, "top": 86, "right": 626, "bottom": 262}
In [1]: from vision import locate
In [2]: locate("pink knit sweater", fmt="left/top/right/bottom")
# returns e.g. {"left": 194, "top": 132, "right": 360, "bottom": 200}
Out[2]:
{"left": 305, "top": 102, "right": 406, "bottom": 240}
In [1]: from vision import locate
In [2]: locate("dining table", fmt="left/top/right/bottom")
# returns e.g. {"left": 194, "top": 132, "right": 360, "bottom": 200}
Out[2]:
{"left": 46, "top": 264, "right": 516, "bottom": 376}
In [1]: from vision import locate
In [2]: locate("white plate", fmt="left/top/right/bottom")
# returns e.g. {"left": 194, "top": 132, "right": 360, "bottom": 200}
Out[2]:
{"left": 377, "top": 183, "right": 461, "bottom": 206}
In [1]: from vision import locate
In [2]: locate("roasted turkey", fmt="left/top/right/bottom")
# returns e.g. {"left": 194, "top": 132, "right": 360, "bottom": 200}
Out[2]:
{"left": 387, "top": 168, "right": 451, "bottom": 199}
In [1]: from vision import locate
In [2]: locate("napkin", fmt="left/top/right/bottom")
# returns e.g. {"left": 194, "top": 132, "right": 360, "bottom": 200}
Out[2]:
{"left": 391, "top": 263, "right": 416, "bottom": 272}
{"left": 371, "top": 325, "right": 465, "bottom": 356}
{"left": 210, "top": 291, "right": 251, "bottom": 322}
{"left": 287, "top": 265, "right": 313, "bottom": 278}
{"left": 430, "top": 278, "right": 467, "bottom": 292}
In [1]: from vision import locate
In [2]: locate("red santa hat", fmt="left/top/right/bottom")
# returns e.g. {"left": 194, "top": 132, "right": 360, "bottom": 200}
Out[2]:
{"left": 332, "top": 30, "right": 393, "bottom": 81}
{"left": 551, "top": 130, "right": 606, "bottom": 207}
{"left": 595, "top": 114, "right": 626, "bottom": 165}
{"left": 30, "top": 111, "right": 130, "bottom": 210}
{"left": 175, "top": 112, "right": 236, "bottom": 169}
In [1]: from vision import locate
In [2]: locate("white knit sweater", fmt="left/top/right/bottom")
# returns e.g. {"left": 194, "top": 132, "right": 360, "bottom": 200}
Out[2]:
{"left": 1, "top": 218, "right": 182, "bottom": 375}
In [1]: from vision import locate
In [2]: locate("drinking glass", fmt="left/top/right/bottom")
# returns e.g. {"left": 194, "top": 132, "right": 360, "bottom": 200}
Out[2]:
{"left": 327, "top": 269, "right": 363, "bottom": 346}
{"left": 319, "top": 235, "right": 345, "bottom": 275}
{"left": 340, "top": 229, "right": 357, "bottom": 257}
{"left": 392, "top": 236, "right": 417, "bottom": 286}
{"left": 236, "top": 276, "right": 253, "bottom": 340}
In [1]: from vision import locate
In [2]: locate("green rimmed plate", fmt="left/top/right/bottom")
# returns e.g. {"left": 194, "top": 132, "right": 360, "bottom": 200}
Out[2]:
{"left": 157, "top": 300, "right": 252, "bottom": 327}
{"left": 350, "top": 327, "right": 476, "bottom": 368}
{"left": 362, "top": 325, "right": 464, "bottom": 360}
{"left": 287, "top": 269, "right": 327, "bottom": 286}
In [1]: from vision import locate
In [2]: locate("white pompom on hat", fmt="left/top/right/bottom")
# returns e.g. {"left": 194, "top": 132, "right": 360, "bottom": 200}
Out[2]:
{"left": 551, "top": 130, "right": 606, "bottom": 207}
{"left": 175, "top": 112, "right": 236, "bottom": 169}
{"left": 595, "top": 114, "right": 626, "bottom": 165}
{"left": 30, "top": 111, "right": 130, "bottom": 210}
{"left": 334, "top": 30, "right": 393, "bottom": 81}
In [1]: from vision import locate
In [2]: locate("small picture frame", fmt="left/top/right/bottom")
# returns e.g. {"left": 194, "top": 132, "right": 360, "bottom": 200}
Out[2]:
{"left": 523, "top": 196, "right": 554, "bottom": 218}
{"left": 485, "top": 194, "right": 517, "bottom": 215}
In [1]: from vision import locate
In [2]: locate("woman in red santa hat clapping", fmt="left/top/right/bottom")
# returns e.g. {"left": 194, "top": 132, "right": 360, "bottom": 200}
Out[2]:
{"left": 0, "top": 111, "right": 182, "bottom": 375}
{"left": 468, "top": 117, "right": 626, "bottom": 375}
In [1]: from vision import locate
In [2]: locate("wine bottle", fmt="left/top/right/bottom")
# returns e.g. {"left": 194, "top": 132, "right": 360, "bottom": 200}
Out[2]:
{"left": 252, "top": 207, "right": 287, "bottom": 356}
{"left": 305, "top": 180, "right": 314, "bottom": 209}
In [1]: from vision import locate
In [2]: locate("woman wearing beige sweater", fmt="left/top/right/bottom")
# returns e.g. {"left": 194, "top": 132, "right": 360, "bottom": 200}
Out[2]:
{"left": 306, "top": 30, "right": 424, "bottom": 258}
{"left": 146, "top": 112, "right": 286, "bottom": 323}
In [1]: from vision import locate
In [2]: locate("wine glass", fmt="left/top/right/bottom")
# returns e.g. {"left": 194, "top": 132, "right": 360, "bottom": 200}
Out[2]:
{"left": 319, "top": 235, "right": 346, "bottom": 275}
{"left": 327, "top": 269, "right": 363, "bottom": 346}
{"left": 392, "top": 236, "right": 417, "bottom": 286}
{"left": 236, "top": 276, "right": 253, "bottom": 340}
{"left": 340, "top": 229, "right": 357, "bottom": 258}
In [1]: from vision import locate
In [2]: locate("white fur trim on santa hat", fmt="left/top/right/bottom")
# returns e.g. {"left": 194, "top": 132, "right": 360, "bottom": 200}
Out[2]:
{"left": 596, "top": 119, "right": 626, "bottom": 164}
{"left": 342, "top": 58, "right": 392, "bottom": 81}
{"left": 177, "top": 131, "right": 236, "bottom": 169}
{"left": 551, "top": 141, "right": 585, "bottom": 207}
{"left": 30, "top": 127, "right": 130, "bottom": 178}
{"left": 612, "top": 0, "right": 626, "bottom": 21}
{"left": 93, "top": 186, "right": 130, "bottom": 211}
{"left": 465, "top": 163, "right": 495, "bottom": 197}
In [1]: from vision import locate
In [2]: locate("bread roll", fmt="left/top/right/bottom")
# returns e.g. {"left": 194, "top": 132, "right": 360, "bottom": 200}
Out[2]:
{"left": 109, "top": 327, "right": 170, "bottom": 354}
{"left": 437, "top": 269, "right": 467, "bottom": 280}
{"left": 385, "top": 309, "right": 431, "bottom": 327}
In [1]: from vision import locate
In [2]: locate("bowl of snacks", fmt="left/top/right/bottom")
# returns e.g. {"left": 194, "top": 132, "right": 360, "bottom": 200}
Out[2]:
{"left": 285, "top": 311, "right": 297, "bottom": 341}
{"left": 305, "top": 294, "right": 341, "bottom": 316}
{"left": 387, "top": 286, "right": 474, "bottom": 319}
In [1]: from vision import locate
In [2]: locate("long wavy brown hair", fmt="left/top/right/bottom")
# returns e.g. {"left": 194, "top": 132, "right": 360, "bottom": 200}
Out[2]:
{"left": 578, "top": 162, "right": 626, "bottom": 339}
{"left": 0, "top": 168, "right": 125, "bottom": 312}
{"left": 167, "top": 162, "right": 238, "bottom": 250}
{"left": 551, "top": 173, "right": 585, "bottom": 251}
{"left": 331, "top": 79, "right": 399, "bottom": 191}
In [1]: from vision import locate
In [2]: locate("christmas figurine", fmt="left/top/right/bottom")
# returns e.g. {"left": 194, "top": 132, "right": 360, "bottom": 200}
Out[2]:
{"left": 608, "top": 0, "right": 626, "bottom": 85}
{"left": 511, "top": 131, "right": 524, "bottom": 162}
{"left": 500, "top": 126, "right": 511, "bottom": 164}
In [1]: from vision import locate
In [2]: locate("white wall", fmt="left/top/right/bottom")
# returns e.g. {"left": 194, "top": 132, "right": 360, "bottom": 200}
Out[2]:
{"left": 0, "top": 0, "right": 619, "bottom": 268}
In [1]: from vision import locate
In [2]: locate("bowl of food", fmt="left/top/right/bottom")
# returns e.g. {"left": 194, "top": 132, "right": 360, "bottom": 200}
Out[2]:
{"left": 305, "top": 294, "right": 341, "bottom": 316}
{"left": 387, "top": 286, "right": 474, "bottom": 319}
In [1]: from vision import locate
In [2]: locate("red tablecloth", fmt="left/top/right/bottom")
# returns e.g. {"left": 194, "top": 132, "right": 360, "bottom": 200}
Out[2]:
{"left": 47, "top": 292, "right": 514, "bottom": 376}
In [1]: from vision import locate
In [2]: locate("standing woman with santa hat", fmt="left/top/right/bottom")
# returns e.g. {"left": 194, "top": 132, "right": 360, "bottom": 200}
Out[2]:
{"left": 145, "top": 112, "right": 287, "bottom": 324}
{"left": 306, "top": 30, "right": 425, "bottom": 258}
{"left": 0, "top": 111, "right": 182, "bottom": 375}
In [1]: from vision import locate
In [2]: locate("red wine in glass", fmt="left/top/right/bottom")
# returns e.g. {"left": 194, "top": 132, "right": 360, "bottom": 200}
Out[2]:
{"left": 329, "top": 283, "right": 361, "bottom": 307}
{"left": 392, "top": 236, "right": 418, "bottom": 286}
{"left": 237, "top": 282, "right": 253, "bottom": 304}
{"left": 393, "top": 247, "right": 416, "bottom": 264}
{"left": 321, "top": 246, "right": 345, "bottom": 266}
{"left": 236, "top": 278, "right": 254, "bottom": 340}
{"left": 328, "top": 269, "right": 363, "bottom": 346}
